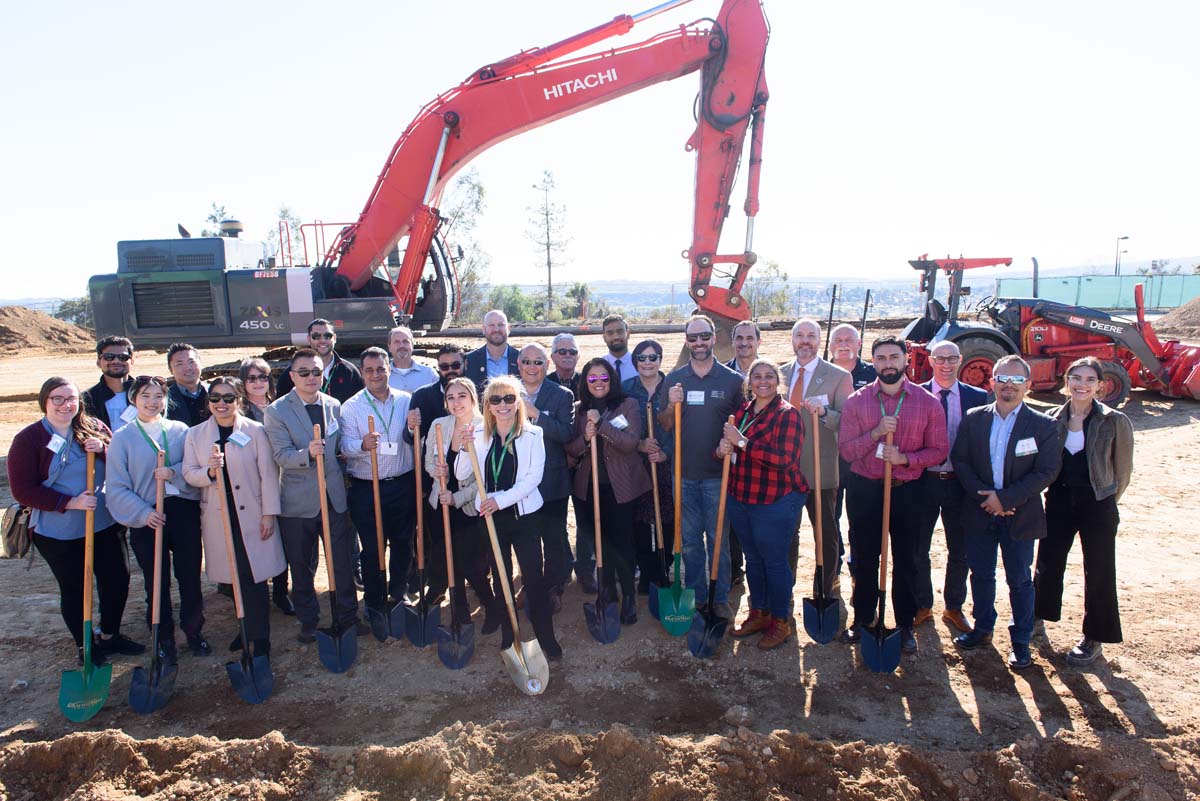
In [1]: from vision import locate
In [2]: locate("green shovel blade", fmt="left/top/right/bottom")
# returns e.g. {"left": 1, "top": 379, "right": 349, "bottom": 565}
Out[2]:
{"left": 658, "top": 553, "right": 695, "bottom": 636}
{"left": 60, "top": 629, "right": 112, "bottom": 723}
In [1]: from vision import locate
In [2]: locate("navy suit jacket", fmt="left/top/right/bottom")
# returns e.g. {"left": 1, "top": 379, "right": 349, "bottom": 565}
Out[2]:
{"left": 463, "top": 344, "right": 519, "bottom": 393}
{"left": 528, "top": 381, "right": 575, "bottom": 502}
{"left": 921, "top": 380, "right": 988, "bottom": 417}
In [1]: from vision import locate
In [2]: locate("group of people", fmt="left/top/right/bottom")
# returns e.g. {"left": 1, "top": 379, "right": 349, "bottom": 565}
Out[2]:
{"left": 6, "top": 308, "right": 1133, "bottom": 678}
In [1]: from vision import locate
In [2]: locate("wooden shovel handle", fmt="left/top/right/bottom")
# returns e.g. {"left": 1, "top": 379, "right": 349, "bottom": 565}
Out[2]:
{"left": 151, "top": 450, "right": 166, "bottom": 627}
{"left": 213, "top": 444, "right": 247, "bottom": 620}
{"left": 465, "top": 436, "right": 524, "bottom": 660}
{"left": 367, "top": 416, "right": 386, "bottom": 568}
{"left": 810, "top": 407, "right": 823, "bottom": 568}
{"left": 710, "top": 415, "right": 735, "bottom": 582}
{"left": 647, "top": 402, "right": 664, "bottom": 551}
{"left": 672, "top": 401, "right": 683, "bottom": 555}
{"left": 82, "top": 450, "right": 96, "bottom": 624}
{"left": 879, "top": 432, "right": 894, "bottom": 592}
{"left": 313, "top": 424, "right": 337, "bottom": 593}
{"left": 434, "top": 424, "right": 456, "bottom": 590}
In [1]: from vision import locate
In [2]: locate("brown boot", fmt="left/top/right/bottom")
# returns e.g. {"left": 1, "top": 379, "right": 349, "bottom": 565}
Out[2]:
{"left": 758, "top": 616, "right": 793, "bottom": 650}
{"left": 732, "top": 608, "right": 770, "bottom": 638}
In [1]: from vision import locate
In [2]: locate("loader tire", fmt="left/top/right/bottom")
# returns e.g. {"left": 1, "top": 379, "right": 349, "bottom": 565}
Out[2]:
{"left": 956, "top": 337, "right": 1010, "bottom": 390}
{"left": 1098, "top": 360, "right": 1131, "bottom": 406}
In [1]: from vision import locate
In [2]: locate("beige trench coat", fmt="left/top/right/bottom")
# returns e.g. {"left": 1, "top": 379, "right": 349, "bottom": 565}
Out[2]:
{"left": 183, "top": 415, "right": 286, "bottom": 584}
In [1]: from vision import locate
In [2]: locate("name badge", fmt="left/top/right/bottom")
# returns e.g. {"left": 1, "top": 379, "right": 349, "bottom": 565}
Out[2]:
{"left": 809, "top": 394, "right": 829, "bottom": 408}
{"left": 610, "top": 414, "right": 629, "bottom": 430}
{"left": 164, "top": 483, "right": 181, "bottom": 496}
{"left": 119, "top": 406, "right": 139, "bottom": 423}
{"left": 229, "top": 430, "right": 252, "bottom": 448}
{"left": 686, "top": 390, "right": 705, "bottom": 406}
{"left": 47, "top": 434, "right": 67, "bottom": 454}
{"left": 379, "top": 442, "right": 399, "bottom": 457}
{"left": 875, "top": 441, "right": 886, "bottom": 459}
{"left": 711, "top": 390, "right": 726, "bottom": 400}
{"left": 1015, "top": 437, "right": 1038, "bottom": 457}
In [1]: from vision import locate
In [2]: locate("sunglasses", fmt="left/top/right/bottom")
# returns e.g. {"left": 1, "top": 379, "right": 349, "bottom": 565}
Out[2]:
{"left": 208, "top": 392, "right": 239, "bottom": 404}
{"left": 586, "top": 374, "right": 611, "bottom": 384}
{"left": 931, "top": 356, "right": 961, "bottom": 365}
{"left": 244, "top": 374, "right": 270, "bottom": 382}
{"left": 47, "top": 395, "right": 80, "bottom": 407}
{"left": 438, "top": 360, "right": 463, "bottom": 372}
{"left": 520, "top": 358, "right": 546, "bottom": 367}
{"left": 101, "top": 353, "right": 132, "bottom": 362}
{"left": 487, "top": 394, "right": 518, "bottom": 406}
{"left": 993, "top": 374, "right": 1028, "bottom": 385}
{"left": 291, "top": 368, "right": 322, "bottom": 378}
{"left": 134, "top": 375, "right": 167, "bottom": 385}
{"left": 554, "top": 348, "right": 578, "bottom": 356}
{"left": 310, "top": 332, "right": 335, "bottom": 340}
{"left": 686, "top": 332, "right": 714, "bottom": 342}
{"left": 635, "top": 353, "right": 660, "bottom": 363}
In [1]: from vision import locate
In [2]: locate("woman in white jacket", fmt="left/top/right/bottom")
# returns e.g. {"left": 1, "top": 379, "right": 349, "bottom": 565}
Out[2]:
{"left": 454, "top": 375, "right": 561, "bottom": 660}
{"left": 105, "top": 376, "right": 207, "bottom": 661}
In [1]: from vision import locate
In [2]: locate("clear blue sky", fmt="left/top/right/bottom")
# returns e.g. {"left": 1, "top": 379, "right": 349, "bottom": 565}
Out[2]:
{"left": 2, "top": 0, "right": 1196, "bottom": 300}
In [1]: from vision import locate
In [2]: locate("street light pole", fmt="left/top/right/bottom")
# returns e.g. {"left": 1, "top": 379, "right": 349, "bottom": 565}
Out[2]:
{"left": 1113, "top": 235, "right": 1129, "bottom": 276}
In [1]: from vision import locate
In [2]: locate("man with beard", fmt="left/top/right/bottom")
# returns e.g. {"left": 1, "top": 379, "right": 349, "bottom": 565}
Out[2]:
{"left": 601, "top": 314, "right": 631, "bottom": 385}
{"left": 166, "top": 343, "right": 210, "bottom": 426}
{"left": 464, "top": 309, "right": 519, "bottom": 393}
{"left": 724, "top": 320, "right": 761, "bottom": 376}
{"left": 276, "top": 319, "right": 364, "bottom": 403}
{"left": 838, "top": 335, "right": 948, "bottom": 656}
{"left": 548, "top": 333, "right": 581, "bottom": 397}
{"left": 387, "top": 326, "right": 437, "bottom": 394}
{"left": 659, "top": 315, "right": 743, "bottom": 619}
{"left": 828, "top": 322, "right": 877, "bottom": 588}
{"left": 951, "top": 355, "right": 1062, "bottom": 671}
{"left": 83, "top": 336, "right": 137, "bottom": 431}
{"left": 781, "top": 319, "right": 853, "bottom": 607}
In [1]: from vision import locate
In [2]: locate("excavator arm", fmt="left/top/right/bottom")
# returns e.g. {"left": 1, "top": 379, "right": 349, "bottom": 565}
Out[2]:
{"left": 328, "top": 0, "right": 770, "bottom": 325}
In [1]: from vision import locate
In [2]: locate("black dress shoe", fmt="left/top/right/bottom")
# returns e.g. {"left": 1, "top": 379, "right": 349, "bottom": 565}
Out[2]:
{"left": 273, "top": 593, "right": 296, "bottom": 616}
{"left": 97, "top": 632, "right": 146, "bottom": 656}
{"left": 481, "top": 602, "right": 503, "bottom": 635}
{"left": 186, "top": 634, "right": 212, "bottom": 657}
{"left": 953, "top": 629, "right": 994, "bottom": 650}
{"left": 78, "top": 642, "right": 109, "bottom": 666}
{"left": 620, "top": 595, "right": 637, "bottom": 625}
{"left": 900, "top": 627, "right": 918, "bottom": 654}
{"left": 579, "top": 574, "right": 598, "bottom": 595}
{"left": 1008, "top": 644, "right": 1034, "bottom": 671}
{"left": 229, "top": 633, "right": 244, "bottom": 652}
{"left": 839, "top": 625, "right": 863, "bottom": 645}
{"left": 217, "top": 582, "right": 234, "bottom": 598}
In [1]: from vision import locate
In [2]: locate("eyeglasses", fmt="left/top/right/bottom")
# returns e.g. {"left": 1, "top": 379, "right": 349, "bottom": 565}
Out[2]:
{"left": 47, "top": 395, "right": 79, "bottom": 407}
{"left": 993, "top": 374, "right": 1028, "bottom": 385}
{"left": 101, "top": 353, "right": 132, "bottom": 362}
{"left": 931, "top": 356, "right": 961, "bottom": 365}
{"left": 586, "top": 374, "right": 611, "bottom": 384}
{"left": 686, "top": 332, "right": 714, "bottom": 342}
{"left": 635, "top": 353, "right": 660, "bottom": 363}
{"left": 133, "top": 375, "right": 167, "bottom": 385}
{"left": 209, "top": 392, "right": 239, "bottom": 404}
{"left": 310, "top": 332, "right": 335, "bottom": 340}
{"left": 554, "top": 348, "right": 578, "bottom": 356}
{"left": 292, "top": 368, "right": 322, "bottom": 378}
{"left": 487, "top": 394, "right": 518, "bottom": 406}
{"left": 244, "top": 374, "right": 269, "bottom": 383}
{"left": 520, "top": 359, "right": 546, "bottom": 367}
{"left": 437, "top": 361, "right": 463, "bottom": 372}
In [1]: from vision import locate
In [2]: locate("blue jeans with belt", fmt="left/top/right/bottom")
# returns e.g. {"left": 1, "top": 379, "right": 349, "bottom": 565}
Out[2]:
{"left": 681, "top": 477, "right": 731, "bottom": 607}
{"left": 728, "top": 491, "right": 805, "bottom": 618}
{"left": 966, "top": 516, "right": 1035, "bottom": 644}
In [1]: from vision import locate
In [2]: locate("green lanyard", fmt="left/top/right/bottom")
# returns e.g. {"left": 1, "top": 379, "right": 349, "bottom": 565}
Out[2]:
{"left": 366, "top": 394, "right": 394, "bottom": 439}
{"left": 488, "top": 429, "right": 518, "bottom": 488}
{"left": 878, "top": 389, "right": 907, "bottom": 421}
{"left": 134, "top": 419, "right": 169, "bottom": 464}
{"left": 737, "top": 403, "right": 768, "bottom": 434}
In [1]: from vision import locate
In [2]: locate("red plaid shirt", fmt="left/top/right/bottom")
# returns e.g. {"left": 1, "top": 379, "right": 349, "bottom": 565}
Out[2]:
{"left": 728, "top": 396, "right": 809, "bottom": 505}
{"left": 839, "top": 377, "right": 949, "bottom": 481}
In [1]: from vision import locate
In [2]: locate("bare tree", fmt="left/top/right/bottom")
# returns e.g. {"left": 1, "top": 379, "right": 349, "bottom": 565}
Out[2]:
{"left": 526, "top": 170, "right": 571, "bottom": 318}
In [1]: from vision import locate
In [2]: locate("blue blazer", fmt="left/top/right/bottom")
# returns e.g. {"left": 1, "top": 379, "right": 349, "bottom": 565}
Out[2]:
{"left": 921, "top": 379, "right": 989, "bottom": 418}
{"left": 529, "top": 381, "right": 576, "bottom": 502}
{"left": 463, "top": 344, "right": 519, "bottom": 393}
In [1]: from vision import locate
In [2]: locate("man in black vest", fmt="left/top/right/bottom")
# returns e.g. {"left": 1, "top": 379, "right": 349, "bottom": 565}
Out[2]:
{"left": 83, "top": 335, "right": 136, "bottom": 432}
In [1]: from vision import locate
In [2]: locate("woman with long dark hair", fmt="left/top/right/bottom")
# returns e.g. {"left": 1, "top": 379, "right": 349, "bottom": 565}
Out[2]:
{"left": 6, "top": 377, "right": 141, "bottom": 664}
{"left": 567, "top": 357, "right": 650, "bottom": 624}
{"left": 622, "top": 339, "right": 672, "bottom": 594}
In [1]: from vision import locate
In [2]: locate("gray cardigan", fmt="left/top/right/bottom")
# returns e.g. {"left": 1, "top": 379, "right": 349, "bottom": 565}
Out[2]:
{"left": 105, "top": 417, "right": 200, "bottom": 528}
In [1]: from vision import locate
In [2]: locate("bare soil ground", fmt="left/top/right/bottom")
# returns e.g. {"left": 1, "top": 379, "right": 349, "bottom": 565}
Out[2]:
{"left": 1, "top": 332, "right": 1198, "bottom": 801}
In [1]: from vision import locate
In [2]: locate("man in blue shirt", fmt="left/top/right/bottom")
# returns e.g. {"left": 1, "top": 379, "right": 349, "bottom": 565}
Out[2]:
{"left": 463, "top": 309, "right": 519, "bottom": 393}
{"left": 387, "top": 325, "right": 437, "bottom": 393}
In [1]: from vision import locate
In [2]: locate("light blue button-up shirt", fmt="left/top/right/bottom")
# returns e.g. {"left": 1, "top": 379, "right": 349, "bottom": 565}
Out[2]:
{"left": 988, "top": 403, "right": 1022, "bottom": 489}
{"left": 486, "top": 352, "right": 508, "bottom": 380}
{"left": 104, "top": 392, "right": 131, "bottom": 431}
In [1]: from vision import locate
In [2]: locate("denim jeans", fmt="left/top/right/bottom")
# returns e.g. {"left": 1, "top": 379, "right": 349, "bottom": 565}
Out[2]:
{"left": 967, "top": 516, "right": 1035, "bottom": 644}
{"left": 728, "top": 491, "right": 805, "bottom": 618}
{"left": 681, "top": 477, "right": 731, "bottom": 606}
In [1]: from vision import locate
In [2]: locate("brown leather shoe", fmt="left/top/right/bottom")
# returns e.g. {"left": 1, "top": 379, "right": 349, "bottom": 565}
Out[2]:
{"left": 758, "top": 616, "right": 793, "bottom": 650}
{"left": 942, "top": 608, "right": 971, "bottom": 633}
{"left": 732, "top": 608, "right": 770, "bottom": 638}
{"left": 913, "top": 607, "right": 933, "bottom": 626}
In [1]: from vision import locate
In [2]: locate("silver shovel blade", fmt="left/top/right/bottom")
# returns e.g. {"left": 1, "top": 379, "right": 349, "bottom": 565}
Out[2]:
{"left": 500, "top": 638, "right": 549, "bottom": 696}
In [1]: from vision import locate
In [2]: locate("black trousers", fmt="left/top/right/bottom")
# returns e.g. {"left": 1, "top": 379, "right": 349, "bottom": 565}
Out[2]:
{"left": 278, "top": 506, "right": 359, "bottom": 631}
{"left": 33, "top": 523, "right": 129, "bottom": 647}
{"left": 488, "top": 508, "right": 559, "bottom": 654}
{"left": 846, "top": 473, "right": 923, "bottom": 629}
{"left": 347, "top": 475, "right": 415, "bottom": 609}
{"left": 129, "top": 496, "right": 205, "bottom": 647}
{"left": 794, "top": 486, "right": 840, "bottom": 597}
{"left": 538, "top": 496, "right": 572, "bottom": 592}
{"left": 1035, "top": 486, "right": 1123, "bottom": 643}
{"left": 439, "top": 508, "right": 495, "bottom": 624}
{"left": 411, "top": 476, "right": 448, "bottom": 596}
{"left": 634, "top": 463, "right": 673, "bottom": 590}
{"left": 916, "top": 473, "right": 970, "bottom": 611}
{"left": 572, "top": 494, "right": 595, "bottom": 579}
{"left": 575, "top": 484, "right": 637, "bottom": 598}
{"left": 226, "top": 502, "right": 271, "bottom": 646}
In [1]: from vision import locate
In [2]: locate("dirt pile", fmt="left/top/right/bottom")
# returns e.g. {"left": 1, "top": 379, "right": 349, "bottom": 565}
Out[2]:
{"left": 0, "top": 305, "right": 93, "bottom": 352}
{"left": 1155, "top": 296, "right": 1200, "bottom": 340}
{"left": 1, "top": 724, "right": 1195, "bottom": 801}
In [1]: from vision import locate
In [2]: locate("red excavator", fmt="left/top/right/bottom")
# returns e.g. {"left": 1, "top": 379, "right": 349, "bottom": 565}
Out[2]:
{"left": 903, "top": 255, "right": 1200, "bottom": 404}
{"left": 91, "top": 0, "right": 769, "bottom": 349}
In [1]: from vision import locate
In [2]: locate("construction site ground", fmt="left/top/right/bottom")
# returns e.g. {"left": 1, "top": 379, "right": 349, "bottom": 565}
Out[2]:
{"left": 1, "top": 326, "right": 1198, "bottom": 801}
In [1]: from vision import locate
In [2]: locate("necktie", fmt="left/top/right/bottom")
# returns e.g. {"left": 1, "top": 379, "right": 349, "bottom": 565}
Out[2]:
{"left": 939, "top": 388, "right": 950, "bottom": 426}
{"left": 613, "top": 359, "right": 622, "bottom": 383}
{"left": 788, "top": 365, "right": 805, "bottom": 408}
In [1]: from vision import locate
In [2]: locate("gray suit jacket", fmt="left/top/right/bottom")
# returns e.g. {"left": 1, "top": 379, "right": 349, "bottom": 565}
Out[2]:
{"left": 529, "top": 381, "right": 575, "bottom": 502}
{"left": 952, "top": 403, "right": 1064, "bottom": 541}
{"left": 779, "top": 359, "right": 852, "bottom": 489}
{"left": 264, "top": 390, "right": 348, "bottom": 516}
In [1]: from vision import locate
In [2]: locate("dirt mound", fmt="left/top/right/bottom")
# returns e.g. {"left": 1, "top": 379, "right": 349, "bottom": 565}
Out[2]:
{"left": 0, "top": 305, "right": 93, "bottom": 352}
{"left": 1, "top": 724, "right": 1195, "bottom": 801}
{"left": 1155, "top": 296, "right": 1200, "bottom": 340}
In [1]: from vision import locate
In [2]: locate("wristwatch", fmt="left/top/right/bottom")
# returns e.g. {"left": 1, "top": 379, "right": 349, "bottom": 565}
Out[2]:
{"left": 737, "top": 437, "right": 748, "bottom": 449}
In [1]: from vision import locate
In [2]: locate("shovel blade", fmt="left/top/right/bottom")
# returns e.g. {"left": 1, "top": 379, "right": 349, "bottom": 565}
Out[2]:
{"left": 861, "top": 626, "right": 902, "bottom": 674}
{"left": 434, "top": 622, "right": 476, "bottom": 670}
{"left": 647, "top": 582, "right": 662, "bottom": 621}
{"left": 658, "top": 583, "right": 695, "bottom": 637}
{"left": 500, "top": 638, "right": 550, "bottom": 696}
{"left": 317, "top": 626, "right": 358, "bottom": 673}
{"left": 802, "top": 596, "right": 841, "bottom": 645}
{"left": 687, "top": 611, "right": 729, "bottom": 658}
{"left": 226, "top": 654, "right": 274, "bottom": 704}
{"left": 59, "top": 663, "right": 113, "bottom": 723}
{"left": 403, "top": 601, "right": 441, "bottom": 648}
{"left": 366, "top": 604, "right": 390, "bottom": 642}
{"left": 582, "top": 598, "right": 621, "bottom": 644}
{"left": 128, "top": 661, "right": 177, "bottom": 715}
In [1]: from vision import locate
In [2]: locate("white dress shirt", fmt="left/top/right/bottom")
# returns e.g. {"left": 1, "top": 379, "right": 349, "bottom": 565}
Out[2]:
{"left": 388, "top": 361, "right": 438, "bottom": 394}
{"left": 787, "top": 356, "right": 822, "bottom": 399}
{"left": 339, "top": 387, "right": 414, "bottom": 479}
